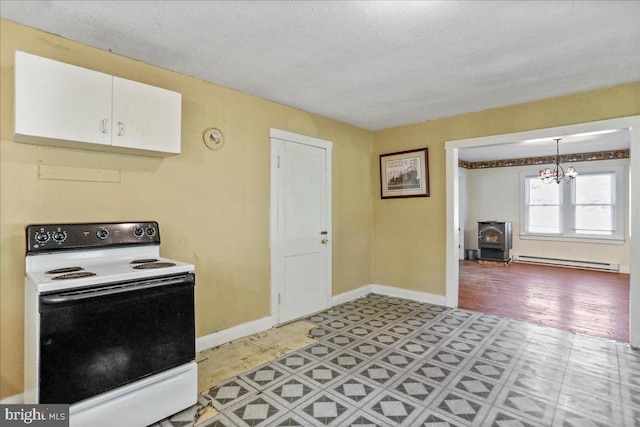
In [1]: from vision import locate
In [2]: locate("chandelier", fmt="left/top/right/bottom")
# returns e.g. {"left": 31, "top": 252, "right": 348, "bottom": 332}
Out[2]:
{"left": 538, "top": 138, "right": 578, "bottom": 184}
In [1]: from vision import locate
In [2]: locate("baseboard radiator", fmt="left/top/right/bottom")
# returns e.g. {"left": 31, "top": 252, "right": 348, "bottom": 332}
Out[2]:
{"left": 513, "top": 254, "right": 620, "bottom": 272}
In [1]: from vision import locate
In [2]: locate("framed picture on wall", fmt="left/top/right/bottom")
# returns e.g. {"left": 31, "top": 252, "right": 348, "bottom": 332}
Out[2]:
{"left": 380, "top": 148, "right": 430, "bottom": 199}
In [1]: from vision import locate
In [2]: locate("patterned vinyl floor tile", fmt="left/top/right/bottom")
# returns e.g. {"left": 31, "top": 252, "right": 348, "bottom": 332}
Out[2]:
{"left": 206, "top": 377, "right": 258, "bottom": 411}
{"left": 154, "top": 293, "right": 639, "bottom": 427}
{"left": 362, "top": 390, "right": 424, "bottom": 426}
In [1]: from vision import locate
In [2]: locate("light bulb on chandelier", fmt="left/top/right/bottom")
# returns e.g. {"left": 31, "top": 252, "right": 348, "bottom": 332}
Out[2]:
{"left": 538, "top": 138, "right": 578, "bottom": 184}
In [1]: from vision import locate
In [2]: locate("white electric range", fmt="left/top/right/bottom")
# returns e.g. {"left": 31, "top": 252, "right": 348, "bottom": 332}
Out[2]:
{"left": 24, "top": 221, "right": 197, "bottom": 427}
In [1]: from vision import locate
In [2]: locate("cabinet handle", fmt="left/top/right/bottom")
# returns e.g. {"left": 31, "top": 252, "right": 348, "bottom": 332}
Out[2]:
{"left": 117, "top": 121, "right": 125, "bottom": 136}
{"left": 100, "top": 118, "right": 109, "bottom": 134}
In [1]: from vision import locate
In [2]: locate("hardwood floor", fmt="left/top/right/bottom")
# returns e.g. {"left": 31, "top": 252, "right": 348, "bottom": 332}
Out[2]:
{"left": 458, "top": 260, "right": 630, "bottom": 342}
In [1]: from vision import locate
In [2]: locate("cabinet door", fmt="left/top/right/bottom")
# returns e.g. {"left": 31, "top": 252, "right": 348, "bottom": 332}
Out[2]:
{"left": 112, "top": 77, "right": 181, "bottom": 154}
{"left": 14, "top": 51, "right": 112, "bottom": 146}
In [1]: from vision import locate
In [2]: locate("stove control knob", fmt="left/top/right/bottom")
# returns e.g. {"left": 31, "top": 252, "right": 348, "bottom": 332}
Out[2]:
{"left": 35, "top": 232, "right": 50, "bottom": 243}
{"left": 145, "top": 226, "right": 157, "bottom": 237}
{"left": 96, "top": 228, "right": 109, "bottom": 240}
{"left": 52, "top": 231, "right": 67, "bottom": 242}
{"left": 133, "top": 226, "right": 145, "bottom": 238}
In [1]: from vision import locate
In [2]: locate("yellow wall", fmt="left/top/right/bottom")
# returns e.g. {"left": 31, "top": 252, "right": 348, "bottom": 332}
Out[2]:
{"left": 372, "top": 82, "right": 640, "bottom": 293}
{"left": 0, "top": 20, "right": 374, "bottom": 399}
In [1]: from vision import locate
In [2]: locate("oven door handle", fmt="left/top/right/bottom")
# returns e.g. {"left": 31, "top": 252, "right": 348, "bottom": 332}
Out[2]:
{"left": 41, "top": 276, "right": 193, "bottom": 305}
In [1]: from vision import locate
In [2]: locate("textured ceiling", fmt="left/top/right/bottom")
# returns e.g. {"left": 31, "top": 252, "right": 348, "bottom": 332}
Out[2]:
{"left": 1, "top": 1, "right": 639, "bottom": 133}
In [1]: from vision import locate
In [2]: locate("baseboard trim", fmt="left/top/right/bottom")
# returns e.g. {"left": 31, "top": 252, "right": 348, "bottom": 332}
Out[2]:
{"left": 332, "top": 285, "right": 373, "bottom": 306}
{"left": 196, "top": 316, "right": 274, "bottom": 353}
{"left": 0, "top": 393, "right": 24, "bottom": 404}
{"left": 332, "top": 284, "right": 446, "bottom": 307}
{"left": 371, "top": 284, "right": 447, "bottom": 306}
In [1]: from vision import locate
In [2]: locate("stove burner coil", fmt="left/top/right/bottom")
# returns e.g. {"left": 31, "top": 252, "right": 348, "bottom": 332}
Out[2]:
{"left": 132, "top": 262, "right": 176, "bottom": 270}
{"left": 46, "top": 266, "right": 84, "bottom": 275}
{"left": 130, "top": 259, "right": 159, "bottom": 264}
{"left": 52, "top": 271, "right": 97, "bottom": 280}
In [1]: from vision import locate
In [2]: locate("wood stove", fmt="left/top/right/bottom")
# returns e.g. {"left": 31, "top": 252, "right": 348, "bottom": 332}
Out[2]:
{"left": 478, "top": 221, "right": 512, "bottom": 261}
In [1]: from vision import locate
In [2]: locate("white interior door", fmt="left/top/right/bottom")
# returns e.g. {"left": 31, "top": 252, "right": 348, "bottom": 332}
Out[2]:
{"left": 270, "top": 130, "right": 332, "bottom": 324}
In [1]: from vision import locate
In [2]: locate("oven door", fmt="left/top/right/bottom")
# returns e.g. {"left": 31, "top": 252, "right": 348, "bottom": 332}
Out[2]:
{"left": 38, "top": 273, "right": 195, "bottom": 404}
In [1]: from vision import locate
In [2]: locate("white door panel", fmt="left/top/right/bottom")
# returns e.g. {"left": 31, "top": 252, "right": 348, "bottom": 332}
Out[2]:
{"left": 283, "top": 144, "right": 325, "bottom": 241}
{"left": 280, "top": 253, "right": 325, "bottom": 321}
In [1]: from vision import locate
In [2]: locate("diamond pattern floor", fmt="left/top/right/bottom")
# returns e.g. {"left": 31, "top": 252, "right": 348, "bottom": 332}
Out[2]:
{"left": 153, "top": 294, "right": 640, "bottom": 426}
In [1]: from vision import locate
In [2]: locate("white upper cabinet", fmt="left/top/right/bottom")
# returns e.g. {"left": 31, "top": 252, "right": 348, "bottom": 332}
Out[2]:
{"left": 14, "top": 51, "right": 181, "bottom": 157}
{"left": 112, "top": 77, "right": 181, "bottom": 154}
{"left": 14, "top": 51, "right": 113, "bottom": 147}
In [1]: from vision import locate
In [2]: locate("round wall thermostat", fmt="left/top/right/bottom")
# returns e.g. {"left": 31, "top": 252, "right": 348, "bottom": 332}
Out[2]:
{"left": 203, "top": 127, "right": 224, "bottom": 150}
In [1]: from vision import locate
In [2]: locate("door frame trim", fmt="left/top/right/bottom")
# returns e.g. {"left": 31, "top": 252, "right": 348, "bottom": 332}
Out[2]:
{"left": 269, "top": 128, "right": 333, "bottom": 326}
{"left": 445, "top": 115, "right": 640, "bottom": 346}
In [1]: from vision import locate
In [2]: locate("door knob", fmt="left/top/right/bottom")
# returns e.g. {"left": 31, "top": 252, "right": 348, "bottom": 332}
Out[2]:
{"left": 321, "top": 239, "right": 329, "bottom": 244}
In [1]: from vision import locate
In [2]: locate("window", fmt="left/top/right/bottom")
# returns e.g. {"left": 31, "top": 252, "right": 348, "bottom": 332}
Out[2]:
{"left": 525, "top": 177, "right": 561, "bottom": 234}
{"left": 574, "top": 173, "right": 614, "bottom": 236}
{"left": 521, "top": 166, "right": 625, "bottom": 242}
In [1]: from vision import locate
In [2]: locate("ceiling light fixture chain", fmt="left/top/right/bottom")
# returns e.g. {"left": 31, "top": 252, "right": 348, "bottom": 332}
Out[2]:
{"left": 538, "top": 138, "right": 578, "bottom": 184}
